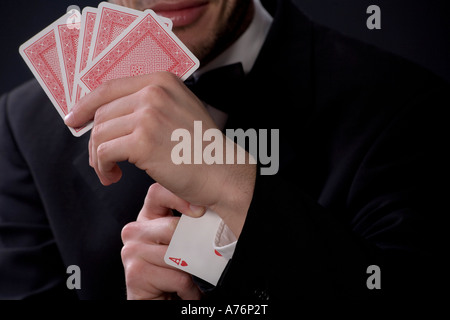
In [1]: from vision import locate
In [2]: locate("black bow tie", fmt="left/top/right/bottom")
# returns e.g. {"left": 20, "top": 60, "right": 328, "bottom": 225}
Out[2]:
{"left": 184, "top": 62, "right": 245, "bottom": 114}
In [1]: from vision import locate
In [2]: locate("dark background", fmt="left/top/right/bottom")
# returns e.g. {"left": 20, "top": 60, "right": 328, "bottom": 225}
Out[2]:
{"left": 0, "top": 0, "right": 449, "bottom": 96}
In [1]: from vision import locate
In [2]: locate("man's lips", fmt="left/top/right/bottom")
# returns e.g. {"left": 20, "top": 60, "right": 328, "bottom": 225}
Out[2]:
{"left": 153, "top": 1, "right": 209, "bottom": 28}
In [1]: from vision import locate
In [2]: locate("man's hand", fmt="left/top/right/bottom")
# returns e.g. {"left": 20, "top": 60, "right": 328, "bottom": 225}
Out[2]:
{"left": 65, "top": 72, "right": 215, "bottom": 190}
{"left": 65, "top": 72, "right": 256, "bottom": 237}
{"left": 121, "top": 183, "right": 205, "bottom": 300}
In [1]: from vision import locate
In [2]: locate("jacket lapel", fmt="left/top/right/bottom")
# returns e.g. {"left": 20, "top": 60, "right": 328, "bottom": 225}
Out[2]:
{"left": 226, "top": 0, "right": 315, "bottom": 171}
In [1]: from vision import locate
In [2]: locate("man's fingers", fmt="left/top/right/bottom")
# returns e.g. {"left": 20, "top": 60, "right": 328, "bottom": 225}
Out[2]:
{"left": 65, "top": 76, "right": 144, "bottom": 127}
{"left": 92, "top": 92, "right": 137, "bottom": 125}
{"left": 90, "top": 113, "right": 135, "bottom": 172}
{"left": 121, "top": 217, "right": 180, "bottom": 246}
{"left": 94, "top": 134, "right": 136, "bottom": 185}
{"left": 64, "top": 72, "right": 182, "bottom": 128}
{"left": 121, "top": 225, "right": 202, "bottom": 300}
{"left": 138, "top": 183, "right": 206, "bottom": 221}
{"left": 123, "top": 257, "right": 201, "bottom": 300}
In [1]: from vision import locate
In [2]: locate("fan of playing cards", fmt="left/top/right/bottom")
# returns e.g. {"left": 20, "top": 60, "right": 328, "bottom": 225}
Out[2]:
{"left": 19, "top": 2, "right": 228, "bottom": 287}
{"left": 19, "top": 2, "right": 200, "bottom": 137}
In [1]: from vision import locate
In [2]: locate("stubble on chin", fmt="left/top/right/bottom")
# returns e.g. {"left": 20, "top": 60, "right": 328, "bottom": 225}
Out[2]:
{"left": 179, "top": 0, "right": 254, "bottom": 65}
{"left": 197, "top": 0, "right": 254, "bottom": 65}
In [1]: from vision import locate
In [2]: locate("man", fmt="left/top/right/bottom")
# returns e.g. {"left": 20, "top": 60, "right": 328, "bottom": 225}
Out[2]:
{"left": 0, "top": 0, "right": 448, "bottom": 300}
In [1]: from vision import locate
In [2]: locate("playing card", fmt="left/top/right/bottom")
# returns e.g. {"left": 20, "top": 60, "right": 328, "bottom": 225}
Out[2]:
{"left": 20, "top": 3, "right": 193, "bottom": 137}
{"left": 55, "top": 9, "right": 81, "bottom": 109}
{"left": 72, "top": 7, "right": 98, "bottom": 108}
{"left": 164, "top": 210, "right": 229, "bottom": 286}
{"left": 19, "top": 10, "right": 92, "bottom": 137}
{"left": 73, "top": 4, "right": 171, "bottom": 107}
{"left": 87, "top": 2, "right": 143, "bottom": 65}
{"left": 78, "top": 10, "right": 199, "bottom": 94}
{"left": 157, "top": 15, "right": 173, "bottom": 30}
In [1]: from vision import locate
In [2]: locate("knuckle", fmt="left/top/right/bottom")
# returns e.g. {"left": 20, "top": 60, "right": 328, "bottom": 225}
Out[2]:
{"left": 96, "top": 142, "right": 109, "bottom": 161}
{"left": 123, "top": 258, "right": 143, "bottom": 284}
{"left": 147, "top": 183, "right": 163, "bottom": 200}
{"left": 139, "top": 84, "right": 167, "bottom": 103}
{"left": 93, "top": 105, "right": 107, "bottom": 124}
{"left": 136, "top": 104, "right": 159, "bottom": 127}
{"left": 120, "top": 243, "right": 132, "bottom": 262}
{"left": 121, "top": 222, "right": 139, "bottom": 243}
{"left": 91, "top": 121, "right": 104, "bottom": 141}
{"left": 135, "top": 85, "right": 171, "bottom": 128}
{"left": 121, "top": 242, "right": 142, "bottom": 268}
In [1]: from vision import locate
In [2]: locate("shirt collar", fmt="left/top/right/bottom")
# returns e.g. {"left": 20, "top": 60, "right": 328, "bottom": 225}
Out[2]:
{"left": 194, "top": 0, "right": 273, "bottom": 77}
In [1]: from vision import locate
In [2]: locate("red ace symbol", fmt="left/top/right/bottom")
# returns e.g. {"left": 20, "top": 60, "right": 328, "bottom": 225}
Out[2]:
{"left": 169, "top": 257, "right": 188, "bottom": 267}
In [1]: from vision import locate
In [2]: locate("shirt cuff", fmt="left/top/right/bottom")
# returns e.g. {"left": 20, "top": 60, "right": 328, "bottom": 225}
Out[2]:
{"left": 213, "top": 219, "right": 237, "bottom": 260}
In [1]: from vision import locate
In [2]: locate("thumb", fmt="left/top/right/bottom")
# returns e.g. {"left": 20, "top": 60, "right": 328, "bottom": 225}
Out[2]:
{"left": 137, "top": 183, "right": 206, "bottom": 221}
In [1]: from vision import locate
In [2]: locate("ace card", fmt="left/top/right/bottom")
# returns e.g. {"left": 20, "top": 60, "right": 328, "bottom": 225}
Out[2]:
{"left": 164, "top": 210, "right": 229, "bottom": 286}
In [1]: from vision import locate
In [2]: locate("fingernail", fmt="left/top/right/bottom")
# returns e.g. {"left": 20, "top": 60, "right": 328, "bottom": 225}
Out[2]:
{"left": 189, "top": 204, "right": 206, "bottom": 217}
{"left": 64, "top": 112, "right": 73, "bottom": 125}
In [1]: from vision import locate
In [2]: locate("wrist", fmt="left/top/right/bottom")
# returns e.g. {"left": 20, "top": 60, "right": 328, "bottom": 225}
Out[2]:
{"left": 210, "top": 162, "right": 256, "bottom": 238}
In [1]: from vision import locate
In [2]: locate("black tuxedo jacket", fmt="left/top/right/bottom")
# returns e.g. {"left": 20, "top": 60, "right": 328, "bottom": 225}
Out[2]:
{"left": 1, "top": 0, "right": 448, "bottom": 299}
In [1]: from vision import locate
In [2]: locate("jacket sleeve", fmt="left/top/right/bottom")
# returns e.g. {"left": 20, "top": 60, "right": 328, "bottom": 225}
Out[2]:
{"left": 213, "top": 85, "right": 449, "bottom": 300}
{"left": 0, "top": 92, "right": 75, "bottom": 299}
